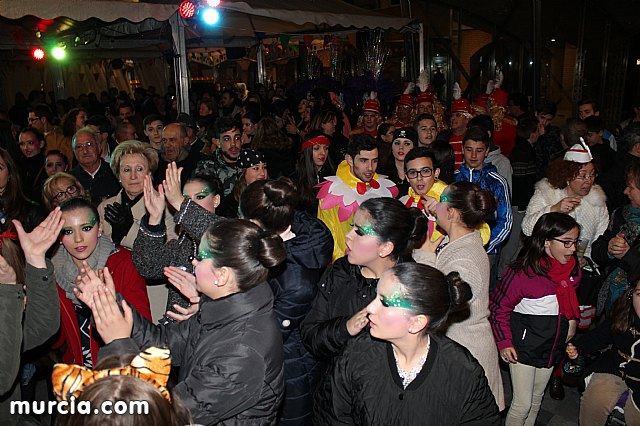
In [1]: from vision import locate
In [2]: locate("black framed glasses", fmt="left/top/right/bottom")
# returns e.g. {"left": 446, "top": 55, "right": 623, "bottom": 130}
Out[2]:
{"left": 406, "top": 167, "right": 434, "bottom": 179}
{"left": 552, "top": 238, "right": 581, "bottom": 248}
{"left": 28, "top": 116, "right": 41, "bottom": 123}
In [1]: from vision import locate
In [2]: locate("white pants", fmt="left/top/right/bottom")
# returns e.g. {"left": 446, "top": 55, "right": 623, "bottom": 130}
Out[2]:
{"left": 506, "top": 362, "right": 553, "bottom": 426}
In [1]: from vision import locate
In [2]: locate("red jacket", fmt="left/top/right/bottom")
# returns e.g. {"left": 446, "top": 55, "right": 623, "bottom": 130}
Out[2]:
{"left": 54, "top": 248, "right": 151, "bottom": 365}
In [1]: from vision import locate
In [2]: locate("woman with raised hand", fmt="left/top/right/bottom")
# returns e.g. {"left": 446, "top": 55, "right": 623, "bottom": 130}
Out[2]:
{"left": 313, "top": 263, "right": 500, "bottom": 425}
{"left": 301, "top": 197, "right": 428, "bottom": 361}
{"left": 414, "top": 180, "right": 505, "bottom": 410}
{"left": 133, "top": 162, "right": 222, "bottom": 324}
{"left": 52, "top": 197, "right": 151, "bottom": 368}
{"left": 77, "top": 219, "right": 288, "bottom": 425}
{"left": 240, "top": 179, "right": 333, "bottom": 425}
{"left": 0, "top": 209, "right": 64, "bottom": 425}
{"left": 98, "top": 140, "right": 178, "bottom": 248}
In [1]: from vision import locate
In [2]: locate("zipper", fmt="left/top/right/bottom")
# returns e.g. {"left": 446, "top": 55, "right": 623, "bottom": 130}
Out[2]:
{"left": 548, "top": 315, "right": 562, "bottom": 368}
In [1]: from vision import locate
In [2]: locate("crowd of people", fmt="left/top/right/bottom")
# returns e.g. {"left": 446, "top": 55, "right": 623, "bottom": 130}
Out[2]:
{"left": 1, "top": 75, "right": 640, "bottom": 425}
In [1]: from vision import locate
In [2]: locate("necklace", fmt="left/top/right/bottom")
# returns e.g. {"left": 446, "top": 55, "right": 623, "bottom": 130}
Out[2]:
{"left": 394, "top": 336, "right": 430, "bottom": 389}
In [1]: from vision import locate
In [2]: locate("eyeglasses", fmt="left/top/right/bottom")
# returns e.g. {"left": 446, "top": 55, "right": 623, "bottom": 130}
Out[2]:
{"left": 74, "top": 142, "right": 95, "bottom": 151}
{"left": 54, "top": 185, "right": 78, "bottom": 201}
{"left": 575, "top": 173, "right": 597, "bottom": 181}
{"left": 28, "top": 117, "right": 41, "bottom": 123}
{"left": 552, "top": 238, "right": 581, "bottom": 248}
{"left": 406, "top": 167, "right": 434, "bottom": 179}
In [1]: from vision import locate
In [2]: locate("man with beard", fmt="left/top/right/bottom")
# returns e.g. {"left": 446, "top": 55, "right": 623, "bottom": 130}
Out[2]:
{"left": 70, "top": 127, "right": 120, "bottom": 206}
{"left": 154, "top": 123, "right": 205, "bottom": 187}
{"left": 194, "top": 117, "right": 241, "bottom": 196}
{"left": 317, "top": 134, "right": 398, "bottom": 261}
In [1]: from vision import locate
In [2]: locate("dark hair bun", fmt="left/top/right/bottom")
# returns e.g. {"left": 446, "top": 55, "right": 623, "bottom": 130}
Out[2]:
{"left": 263, "top": 178, "right": 297, "bottom": 207}
{"left": 445, "top": 271, "right": 472, "bottom": 307}
{"left": 473, "top": 188, "right": 497, "bottom": 221}
{"left": 257, "top": 232, "right": 287, "bottom": 268}
{"left": 408, "top": 207, "right": 429, "bottom": 242}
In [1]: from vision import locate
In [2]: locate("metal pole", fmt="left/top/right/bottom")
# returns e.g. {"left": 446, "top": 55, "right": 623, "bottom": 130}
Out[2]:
{"left": 532, "top": 0, "right": 541, "bottom": 111}
{"left": 51, "top": 63, "right": 65, "bottom": 101}
{"left": 257, "top": 42, "right": 267, "bottom": 85}
{"left": 170, "top": 12, "right": 189, "bottom": 114}
{"left": 599, "top": 19, "right": 611, "bottom": 111}
{"left": 418, "top": 23, "right": 425, "bottom": 73}
{"left": 572, "top": 1, "right": 586, "bottom": 109}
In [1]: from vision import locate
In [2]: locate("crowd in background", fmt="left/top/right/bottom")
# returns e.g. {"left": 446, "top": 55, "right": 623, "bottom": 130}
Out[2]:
{"left": 1, "top": 75, "right": 640, "bottom": 425}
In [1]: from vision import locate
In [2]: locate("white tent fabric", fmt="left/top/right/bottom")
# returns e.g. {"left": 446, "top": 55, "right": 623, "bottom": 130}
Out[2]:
{"left": 221, "top": 0, "right": 411, "bottom": 30}
{"left": 0, "top": 0, "right": 410, "bottom": 30}
{"left": 0, "top": 0, "right": 177, "bottom": 23}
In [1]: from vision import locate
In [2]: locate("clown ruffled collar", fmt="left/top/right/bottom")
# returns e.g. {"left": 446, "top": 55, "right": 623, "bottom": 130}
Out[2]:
{"left": 316, "top": 161, "right": 398, "bottom": 222}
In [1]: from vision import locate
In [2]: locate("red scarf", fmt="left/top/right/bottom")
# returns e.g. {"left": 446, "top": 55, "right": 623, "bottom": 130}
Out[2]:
{"left": 544, "top": 256, "right": 580, "bottom": 320}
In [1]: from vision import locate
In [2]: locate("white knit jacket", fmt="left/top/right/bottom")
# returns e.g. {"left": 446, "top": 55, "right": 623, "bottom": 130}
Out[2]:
{"left": 522, "top": 178, "right": 608, "bottom": 260}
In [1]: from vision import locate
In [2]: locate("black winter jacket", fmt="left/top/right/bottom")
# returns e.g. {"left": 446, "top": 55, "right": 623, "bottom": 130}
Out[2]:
{"left": 301, "top": 256, "right": 413, "bottom": 360}
{"left": 101, "top": 283, "right": 284, "bottom": 425}
{"left": 575, "top": 317, "right": 640, "bottom": 408}
{"left": 313, "top": 333, "right": 500, "bottom": 425}
{"left": 269, "top": 211, "right": 333, "bottom": 425}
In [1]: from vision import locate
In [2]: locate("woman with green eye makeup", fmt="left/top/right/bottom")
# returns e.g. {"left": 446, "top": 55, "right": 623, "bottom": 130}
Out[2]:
{"left": 51, "top": 198, "right": 151, "bottom": 368}
{"left": 82, "top": 219, "right": 288, "bottom": 425}
{"left": 133, "top": 167, "right": 222, "bottom": 325}
{"left": 313, "top": 262, "right": 500, "bottom": 425}
{"left": 301, "top": 197, "right": 428, "bottom": 362}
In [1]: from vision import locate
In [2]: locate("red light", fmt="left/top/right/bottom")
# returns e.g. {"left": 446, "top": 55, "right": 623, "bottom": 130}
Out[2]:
{"left": 206, "top": 0, "right": 221, "bottom": 7}
{"left": 32, "top": 48, "right": 45, "bottom": 61}
{"left": 179, "top": 0, "right": 196, "bottom": 18}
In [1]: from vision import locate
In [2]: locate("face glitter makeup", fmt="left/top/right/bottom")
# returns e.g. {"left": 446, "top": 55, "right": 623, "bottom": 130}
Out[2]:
{"left": 196, "top": 239, "right": 215, "bottom": 261}
{"left": 380, "top": 290, "right": 414, "bottom": 310}
{"left": 439, "top": 194, "right": 451, "bottom": 203}
{"left": 354, "top": 223, "right": 376, "bottom": 237}
{"left": 186, "top": 187, "right": 213, "bottom": 200}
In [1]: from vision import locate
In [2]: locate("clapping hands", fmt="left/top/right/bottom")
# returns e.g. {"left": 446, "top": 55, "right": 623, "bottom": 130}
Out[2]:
{"left": 14, "top": 207, "right": 65, "bottom": 268}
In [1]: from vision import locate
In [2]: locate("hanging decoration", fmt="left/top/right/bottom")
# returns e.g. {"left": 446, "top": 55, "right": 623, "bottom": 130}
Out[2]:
{"left": 357, "top": 29, "right": 388, "bottom": 82}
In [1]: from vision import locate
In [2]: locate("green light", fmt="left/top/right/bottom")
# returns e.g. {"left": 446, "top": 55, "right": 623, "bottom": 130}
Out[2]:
{"left": 52, "top": 46, "right": 66, "bottom": 60}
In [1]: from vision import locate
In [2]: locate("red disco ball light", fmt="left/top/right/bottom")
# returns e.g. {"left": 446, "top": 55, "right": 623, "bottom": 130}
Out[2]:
{"left": 32, "top": 48, "right": 45, "bottom": 61}
{"left": 179, "top": 0, "right": 196, "bottom": 18}
{"left": 206, "top": 0, "right": 221, "bottom": 7}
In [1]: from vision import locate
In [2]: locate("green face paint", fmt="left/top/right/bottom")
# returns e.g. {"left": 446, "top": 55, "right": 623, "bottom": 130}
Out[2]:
{"left": 87, "top": 215, "right": 98, "bottom": 227}
{"left": 440, "top": 194, "right": 451, "bottom": 203}
{"left": 185, "top": 186, "right": 213, "bottom": 201}
{"left": 380, "top": 290, "right": 414, "bottom": 310}
{"left": 197, "top": 239, "right": 215, "bottom": 261}
{"left": 354, "top": 223, "right": 376, "bottom": 237}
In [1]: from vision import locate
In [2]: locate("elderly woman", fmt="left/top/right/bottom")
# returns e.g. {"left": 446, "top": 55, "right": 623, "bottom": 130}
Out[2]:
{"left": 42, "top": 172, "right": 90, "bottom": 211}
{"left": 522, "top": 143, "right": 608, "bottom": 262}
{"left": 98, "top": 140, "right": 178, "bottom": 249}
{"left": 98, "top": 141, "right": 178, "bottom": 323}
